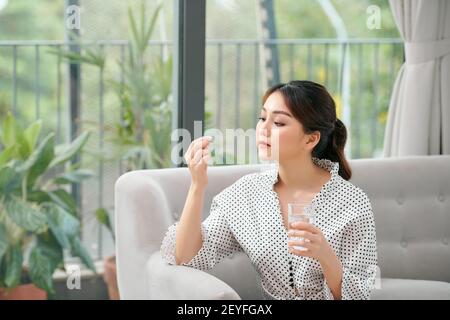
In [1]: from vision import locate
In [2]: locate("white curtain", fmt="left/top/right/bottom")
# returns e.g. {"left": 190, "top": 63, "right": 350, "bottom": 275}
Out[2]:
{"left": 383, "top": 0, "right": 450, "bottom": 156}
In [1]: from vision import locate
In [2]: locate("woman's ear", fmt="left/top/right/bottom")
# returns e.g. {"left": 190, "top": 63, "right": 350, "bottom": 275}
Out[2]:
{"left": 305, "top": 131, "right": 321, "bottom": 150}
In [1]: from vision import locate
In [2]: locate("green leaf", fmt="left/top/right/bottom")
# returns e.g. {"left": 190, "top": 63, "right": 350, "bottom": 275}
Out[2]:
{"left": 0, "top": 224, "right": 8, "bottom": 264}
{"left": 16, "top": 132, "right": 31, "bottom": 161}
{"left": 4, "top": 196, "right": 47, "bottom": 233}
{"left": 42, "top": 203, "right": 80, "bottom": 249}
{"left": 28, "top": 247, "right": 54, "bottom": 294}
{"left": 0, "top": 256, "right": 5, "bottom": 287}
{"left": 24, "top": 120, "right": 42, "bottom": 153}
{"left": 0, "top": 166, "right": 21, "bottom": 195}
{"left": 27, "top": 134, "right": 55, "bottom": 188}
{"left": 17, "top": 133, "right": 55, "bottom": 173}
{"left": 47, "top": 46, "right": 105, "bottom": 70}
{"left": 128, "top": 6, "right": 140, "bottom": 56}
{"left": 47, "top": 189, "right": 78, "bottom": 217}
{"left": 0, "top": 145, "right": 16, "bottom": 166}
{"left": 4, "top": 245, "right": 23, "bottom": 288}
{"left": 1, "top": 112, "right": 36, "bottom": 160}
{"left": 96, "top": 208, "right": 114, "bottom": 241}
{"left": 52, "top": 169, "right": 94, "bottom": 185}
{"left": 36, "top": 232, "right": 64, "bottom": 272}
{"left": 143, "top": 4, "right": 162, "bottom": 54}
{"left": 2, "top": 112, "right": 18, "bottom": 148}
{"left": 69, "top": 236, "right": 96, "bottom": 273}
{"left": 49, "top": 131, "right": 90, "bottom": 168}
{"left": 140, "top": 1, "right": 145, "bottom": 52}
{"left": 26, "top": 190, "right": 51, "bottom": 204}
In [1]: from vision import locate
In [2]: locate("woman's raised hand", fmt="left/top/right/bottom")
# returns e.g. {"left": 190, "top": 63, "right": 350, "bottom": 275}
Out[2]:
{"left": 184, "top": 136, "right": 213, "bottom": 189}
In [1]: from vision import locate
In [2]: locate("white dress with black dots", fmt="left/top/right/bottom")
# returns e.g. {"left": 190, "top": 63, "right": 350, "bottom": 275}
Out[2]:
{"left": 160, "top": 157, "right": 378, "bottom": 300}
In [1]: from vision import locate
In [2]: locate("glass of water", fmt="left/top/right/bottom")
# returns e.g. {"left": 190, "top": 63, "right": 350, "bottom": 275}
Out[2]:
{"left": 287, "top": 201, "right": 317, "bottom": 251}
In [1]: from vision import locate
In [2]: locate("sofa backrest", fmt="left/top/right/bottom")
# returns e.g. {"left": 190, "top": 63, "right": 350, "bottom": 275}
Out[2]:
{"left": 349, "top": 155, "right": 450, "bottom": 283}
{"left": 115, "top": 155, "right": 450, "bottom": 299}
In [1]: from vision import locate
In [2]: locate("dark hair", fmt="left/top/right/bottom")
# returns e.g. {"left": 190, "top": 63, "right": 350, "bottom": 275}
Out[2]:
{"left": 262, "top": 80, "right": 352, "bottom": 180}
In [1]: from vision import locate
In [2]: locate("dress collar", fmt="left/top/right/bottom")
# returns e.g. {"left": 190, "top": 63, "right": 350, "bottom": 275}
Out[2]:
{"left": 261, "top": 157, "right": 340, "bottom": 190}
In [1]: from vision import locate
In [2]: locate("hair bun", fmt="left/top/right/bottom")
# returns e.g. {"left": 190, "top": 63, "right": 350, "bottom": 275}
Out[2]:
{"left": 334, "top": 118, "right": 343, "bottom": 130}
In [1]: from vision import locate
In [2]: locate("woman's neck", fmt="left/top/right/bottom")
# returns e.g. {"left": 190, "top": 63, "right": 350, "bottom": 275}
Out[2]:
{"left": 277, "top": 155, "right": 330, "bottom": 192}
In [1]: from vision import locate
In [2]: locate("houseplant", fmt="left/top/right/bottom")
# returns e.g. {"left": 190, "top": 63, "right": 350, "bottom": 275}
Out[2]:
{"left": 0, "top": 112, "right": 96, "bottom": 299}
{"left": 95, "top": 207, "right": 118, "bottom": 300}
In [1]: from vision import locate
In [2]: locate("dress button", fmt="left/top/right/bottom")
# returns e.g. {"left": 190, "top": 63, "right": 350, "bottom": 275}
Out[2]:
{"left": 289, "top": 278, "right": 293, "bottom": 282}
{"left": 400, "top": 240, "right": 408, "bottom": 248}
{"left": 289, "top": 273, "right": 293, "bottom": 276}
{"left": 396, "top": 195, "right": 404, "bottom": 205}
{"left": 289, "top": 283, "right": 294, "bottom": 288}
{"left": 289, "top": 267, "right": 293, "bottom": 270}
{"left": 438, "top": 194, "right": 445, "bottom": 202}
{"left": 442, "top": 237, "right": 448, "bottom": 245}
{"left": 288, "top": 261, "right": 292, "bottom": 265}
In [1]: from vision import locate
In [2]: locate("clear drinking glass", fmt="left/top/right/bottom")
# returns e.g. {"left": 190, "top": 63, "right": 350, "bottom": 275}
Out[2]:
{"left": 287, "top": 201, "right": 317, "bottom": 251}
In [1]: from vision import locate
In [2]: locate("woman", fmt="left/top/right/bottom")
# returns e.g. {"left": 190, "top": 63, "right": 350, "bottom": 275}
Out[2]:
{"left": 160, "top": 80, "right": 378, "bottom": 300}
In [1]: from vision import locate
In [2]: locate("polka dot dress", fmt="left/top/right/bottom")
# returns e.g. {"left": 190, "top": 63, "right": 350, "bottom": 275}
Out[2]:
{"left": 160, "top": 157, "right": 378, "bottom": 300}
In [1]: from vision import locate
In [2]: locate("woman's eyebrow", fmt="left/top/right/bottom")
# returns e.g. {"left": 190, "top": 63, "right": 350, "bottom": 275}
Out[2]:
{"left": 261, "top": 107, "right": 293, "bottom": 118}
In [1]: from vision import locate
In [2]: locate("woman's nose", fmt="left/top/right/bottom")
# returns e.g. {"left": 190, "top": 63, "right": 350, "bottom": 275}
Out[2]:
{"left": 258, "top": 126, "right": 270, "bottom": 138}
{"left": 258, "top": 120, "right": 270, "bottom": 132}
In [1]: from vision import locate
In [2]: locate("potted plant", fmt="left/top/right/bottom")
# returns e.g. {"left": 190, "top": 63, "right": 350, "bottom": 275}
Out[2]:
{"left": 95, "top": 207, "right": 118, "bottom": 300}
{"left": 0, "top": 112, "right": 96, "bottom": 299}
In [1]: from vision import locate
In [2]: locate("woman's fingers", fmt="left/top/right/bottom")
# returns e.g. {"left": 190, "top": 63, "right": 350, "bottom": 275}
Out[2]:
{"left": 287, "top": 230, "right": 318, "bottom": 242}
{"left": 200, "top": 148, "right": 211, "bottom": 165}
{"left": 185, "top": 136, "right": 212, "bottom": 164}
{"left": 185, "top": 137, "right": 201, "bottom": 160}
{"left": 189, "top": 138, "right": 208, "bottom": 154}
{"left": 288, "top": 243, "right": 314, "bottom": 257}
{"left": 192, "top": 148, "right": 203, "bottom": 164}
{"left": 289, "top": 221, "right": 320, "bottom": 234}
{"left": 192, "top": 146, "right": 210, "bottom": 165}
{"left": 287, "top": 238, "right": 313, "bottom": 249}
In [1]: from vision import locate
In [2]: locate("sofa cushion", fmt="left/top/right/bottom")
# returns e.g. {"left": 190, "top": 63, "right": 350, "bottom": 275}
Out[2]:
{"left": 371, "top": 278, "right": 450, "bottom": 300}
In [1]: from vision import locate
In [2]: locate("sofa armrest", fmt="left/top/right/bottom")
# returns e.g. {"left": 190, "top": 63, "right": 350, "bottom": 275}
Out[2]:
{"left": 146, "top": 251, "right": 241, "bottom": 300}
{"left": 115, "top": 170, "right": 175, "bottom": 299}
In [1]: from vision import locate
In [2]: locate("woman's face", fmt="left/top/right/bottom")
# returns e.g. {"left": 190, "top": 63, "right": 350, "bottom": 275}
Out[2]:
{"left": 256, "top": 91, "right": 320, "bottom": 162}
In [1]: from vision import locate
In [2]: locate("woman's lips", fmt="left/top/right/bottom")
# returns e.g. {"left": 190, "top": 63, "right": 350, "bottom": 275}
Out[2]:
{"left": 258, "top": 141, "right": 271, "bottom": 148}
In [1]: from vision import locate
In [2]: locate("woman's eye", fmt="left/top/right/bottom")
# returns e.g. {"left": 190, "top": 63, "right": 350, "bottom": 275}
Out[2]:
{"left": 258, "top": 117, "right": 284, "bottom": 127}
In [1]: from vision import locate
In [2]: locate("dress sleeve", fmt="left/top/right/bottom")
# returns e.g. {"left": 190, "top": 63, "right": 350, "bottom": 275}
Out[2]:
{"left": 322, "top": 193, "right": 378, "bottom": 300}
{"left": 160, "top": 194, "right": 242, "bottom": 271}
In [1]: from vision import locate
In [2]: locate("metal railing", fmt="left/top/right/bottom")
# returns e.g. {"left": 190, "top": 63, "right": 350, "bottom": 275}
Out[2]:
{"left": 0, "top": 38, "right": 403, "bottom": 259}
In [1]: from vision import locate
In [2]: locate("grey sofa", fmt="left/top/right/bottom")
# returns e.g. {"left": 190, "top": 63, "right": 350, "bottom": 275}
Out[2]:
{"left": 115, "top": 155, "right": 450, "bottom": 299}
